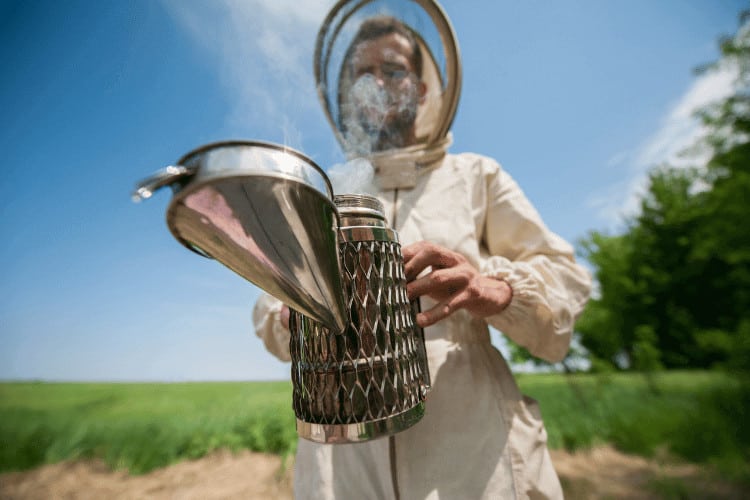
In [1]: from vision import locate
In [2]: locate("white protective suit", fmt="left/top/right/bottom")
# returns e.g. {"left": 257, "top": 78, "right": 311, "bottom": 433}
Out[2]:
{"left": 253, "top": 151, "right": 592, "bottom": 499}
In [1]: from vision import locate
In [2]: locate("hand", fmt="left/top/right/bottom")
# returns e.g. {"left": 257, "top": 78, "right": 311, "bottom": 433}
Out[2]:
{"left": 402, "top": 241, "right": 512, "bottom": 327}
{"left": 280, "top": 305, "right": 290, "bottom": 331}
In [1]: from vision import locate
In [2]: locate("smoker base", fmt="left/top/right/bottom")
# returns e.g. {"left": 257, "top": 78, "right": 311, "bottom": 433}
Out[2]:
{"left": 296, "top": 402, "right": 426, "bottom": 444}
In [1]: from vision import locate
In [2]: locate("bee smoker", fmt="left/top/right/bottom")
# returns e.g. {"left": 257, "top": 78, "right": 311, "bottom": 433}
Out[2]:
{"left": 134, "top": 143, "right": 430, "bottom": 445}
{"left": 290, "top": 194, "right": 430, "bottom": 444}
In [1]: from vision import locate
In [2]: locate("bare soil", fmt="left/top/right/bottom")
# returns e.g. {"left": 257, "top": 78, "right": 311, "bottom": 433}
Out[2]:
{"left": 0, "top": 446, "right": 745, "bottom": 499}
{"left": 0, "top": 450, "right": 293, "bottom": 500}
{"left": 549, "top": 446, "right": 745, "bottom": 499}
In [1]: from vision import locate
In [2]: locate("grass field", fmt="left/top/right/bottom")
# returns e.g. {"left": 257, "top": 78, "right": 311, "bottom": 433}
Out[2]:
{"left": 518, "top": 370, "right": 749, "bottom": 480}
{"left": 0, "top": 381, "right": 297, "bottom": 474}
{"left": 1, "top": 371, "right": 748, "bottom": 481}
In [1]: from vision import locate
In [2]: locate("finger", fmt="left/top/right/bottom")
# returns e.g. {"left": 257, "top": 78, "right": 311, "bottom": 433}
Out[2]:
{"left": 404, "top": 244, "right": 460, "bottom": 281}
{"left": 416, "top": 290, "right": 471, "bottom": 327}
{"left": 401, "top": 240, "right": 438, "bottom": 263}
{"left": 407, "top": 269, "right": 466, "bottom": 299}
{"left": 416, "top": 302, "right": 450, "bottom": 328}
{"left": 280, "top": 305, "right": 290, "bottom": 331}
{"left": 402, "top": 242, "right": 435, "bottom": 279}
{"left": 401, "top": 241, "right": 427, "bottom": 262}
{"left": 403, "top": 247, "right": 432, "bottom": 281}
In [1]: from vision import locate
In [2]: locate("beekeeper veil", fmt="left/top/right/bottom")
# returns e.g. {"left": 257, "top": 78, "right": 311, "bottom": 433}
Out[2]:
{"left": 314, "top": 0, "right": 461, "bottom": 189}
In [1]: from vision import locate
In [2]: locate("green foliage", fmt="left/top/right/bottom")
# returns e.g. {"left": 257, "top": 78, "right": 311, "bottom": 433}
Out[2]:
{"left": 0, "top": 381, "right": 296, "bottom": 474}
{"left": 1, "top": 373, "right": 748, "bottom": 483}
{"left": 632, "top": 325, "right": 663, "bottom": 372}
{"left": 576, "top": 16, "right": 750, "bottom": 371}
{"left": 518, "top": 371, "right": 750, "bottom": 480}
{"left": 668, "top": 382, "right": 750, "bottom": 479}
{"left": 645, "top": 476, "right": 692, "bottom": 500}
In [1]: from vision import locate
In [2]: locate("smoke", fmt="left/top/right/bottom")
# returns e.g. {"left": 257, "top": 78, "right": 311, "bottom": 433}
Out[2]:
{"left": 340, "top": 73, "right": 420, "bottom": 156}
{"left": 327, "top": 157, "right": 376, "bottom": 195}
{"left": 330, "top": 71, "right": 423, "bottom": 196}
{"left": 349, "top": 75, "right": 390, "bottom": 136}
{"left": 163, "top": 0, "right": 331, "bottom": 149}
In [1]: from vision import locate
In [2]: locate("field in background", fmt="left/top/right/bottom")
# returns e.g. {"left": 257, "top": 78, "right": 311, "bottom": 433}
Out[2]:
{"left": 0, "top": 381, "right": 297, "bottom": 474}
{"left": 1, "top": 372, "right": 747, "bottom": 483}
{"left": 519, "top": 370, "right": 748, "bottom": 481}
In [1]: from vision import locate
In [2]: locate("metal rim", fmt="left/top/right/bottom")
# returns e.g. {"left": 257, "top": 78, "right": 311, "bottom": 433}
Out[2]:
{"left": 176, "top": 139, "right": 336, "bottom": 200}
{"left": 338, "top": 226, "right": 398, "bottom": 243}
{"left": 296, "top": 402, "right": 425, "bottom": 444}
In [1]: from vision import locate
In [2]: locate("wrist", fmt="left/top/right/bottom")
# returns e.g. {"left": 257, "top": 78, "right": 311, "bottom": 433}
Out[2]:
{"left": 477, "top": 275, "right": 513, "bottom": 316}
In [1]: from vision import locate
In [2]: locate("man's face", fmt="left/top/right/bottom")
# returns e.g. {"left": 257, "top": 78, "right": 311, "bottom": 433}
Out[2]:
{"left": 347, "top": 32, "right": 425, "bottom": 150}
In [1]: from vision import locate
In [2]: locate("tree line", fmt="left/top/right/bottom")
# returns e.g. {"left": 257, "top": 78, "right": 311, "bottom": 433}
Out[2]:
{"left": 510, "top": 12, "right": 750, "bottom": 373}
{"left": 576, "top": 13, "right": 750, "bottom": 373}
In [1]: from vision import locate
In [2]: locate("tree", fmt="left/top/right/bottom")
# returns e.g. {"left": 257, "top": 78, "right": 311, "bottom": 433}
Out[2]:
{"left": 576, "top": 14, "right": 750, "bottom": 371}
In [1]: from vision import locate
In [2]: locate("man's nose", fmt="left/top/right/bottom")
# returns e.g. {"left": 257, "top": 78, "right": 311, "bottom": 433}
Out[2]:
{"left": 371, "top": 70, "right": 386, "bottom": 86}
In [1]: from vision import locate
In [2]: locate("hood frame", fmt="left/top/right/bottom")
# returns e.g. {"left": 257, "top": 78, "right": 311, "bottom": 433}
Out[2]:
{"left": 314, "top": 0, "right": 462, "bottom": 156}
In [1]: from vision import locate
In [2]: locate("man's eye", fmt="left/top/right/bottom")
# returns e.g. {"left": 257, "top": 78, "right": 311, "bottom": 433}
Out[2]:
{"left": 385, "top": 69, "right": 408, "bottom": 81}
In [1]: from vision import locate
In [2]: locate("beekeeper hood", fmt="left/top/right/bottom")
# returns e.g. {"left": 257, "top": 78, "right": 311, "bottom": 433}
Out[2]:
{"left": 314, "top": 0, "right": 462, "bottom": 189}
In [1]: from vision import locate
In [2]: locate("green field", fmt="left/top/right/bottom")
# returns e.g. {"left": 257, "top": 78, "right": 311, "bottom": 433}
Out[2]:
{"left": 518, "top": 370, "right": 749, "bottom": 479}
{"left": 0, "top": 381, "right": 297, "bottom": 474}
{"left": 1, "top": 371, "right": 748, "bottom": 481}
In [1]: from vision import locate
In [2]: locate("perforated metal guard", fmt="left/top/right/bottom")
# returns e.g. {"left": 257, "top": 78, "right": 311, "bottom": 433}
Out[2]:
{"left": 290, "top": 228, "right": 430, "bottom": 443}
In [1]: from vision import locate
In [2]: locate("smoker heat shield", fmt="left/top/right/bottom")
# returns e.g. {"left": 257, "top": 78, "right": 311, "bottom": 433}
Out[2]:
{"left": 290, "top": 194, "right": 431, "bottom": 443}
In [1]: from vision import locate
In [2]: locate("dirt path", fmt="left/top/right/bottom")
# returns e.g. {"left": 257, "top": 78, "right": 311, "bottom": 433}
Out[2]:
{"left": 550, "top": 446, "right": 744, "bottom": 499}
{"left": 0, "top": 446, "right": 744, "bottom": 499}
{"left": 0, "top": 450, "right": 293, "bottom": 500}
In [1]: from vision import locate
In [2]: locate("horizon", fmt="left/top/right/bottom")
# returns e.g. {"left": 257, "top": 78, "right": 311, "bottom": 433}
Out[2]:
{"left": 1, "top": 0, "right": 745, "bottom": 381}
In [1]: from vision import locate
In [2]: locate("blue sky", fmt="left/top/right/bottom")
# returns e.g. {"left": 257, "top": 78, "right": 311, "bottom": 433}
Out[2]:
{"left": 0, "top": 0, "right": 745, "bottom": 381}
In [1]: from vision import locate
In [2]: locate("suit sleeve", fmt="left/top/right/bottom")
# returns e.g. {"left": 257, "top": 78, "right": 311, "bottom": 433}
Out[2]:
{"left": 479, "top": 161, "right": 591, "bottom": 362}
{"left": 252, "top": 293, "right": 292, "bottom": 362}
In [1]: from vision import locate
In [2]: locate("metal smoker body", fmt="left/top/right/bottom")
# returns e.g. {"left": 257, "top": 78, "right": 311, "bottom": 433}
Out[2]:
{"left": 291, "top": 194, "right": 431, "bottom": 444}
{"left": 134, "top": 144, "right": 431, "bottom": 445}
{"left": 133, "top": 140, "right": 348, "bottom": 334}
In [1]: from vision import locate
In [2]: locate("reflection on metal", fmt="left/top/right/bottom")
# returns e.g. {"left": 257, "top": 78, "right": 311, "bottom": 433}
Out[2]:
{"left": 131, "top": 165, "right": 192, "bottom": 202}
{"left": 296, "top": 403, "right": 425, "bottom": 444}
{"left": 135, "top": 150, "right": 432, "bottom": 443}
{"left": 315, "top": 0, "right": 462, "bottom": 154}
{"left": 133, "top": 141, "right": 348, "bottom": 333}
{"left": 290, "top": 194, "right": 431, "bottom": 444}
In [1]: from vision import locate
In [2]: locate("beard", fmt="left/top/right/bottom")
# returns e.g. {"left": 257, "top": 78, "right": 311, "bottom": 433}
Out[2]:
{"left": 342, "top": 75, "right": 419, "bottom": 153}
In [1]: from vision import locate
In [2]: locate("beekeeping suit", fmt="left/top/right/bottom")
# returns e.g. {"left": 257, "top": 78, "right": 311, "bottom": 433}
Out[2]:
{"left": 254, "top": 1, "right": 591, "bottom": 498}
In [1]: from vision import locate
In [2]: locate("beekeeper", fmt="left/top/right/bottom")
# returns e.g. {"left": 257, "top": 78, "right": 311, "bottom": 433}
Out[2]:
{"left": 254, "top": 2, "right": 591, "bottom": 499}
